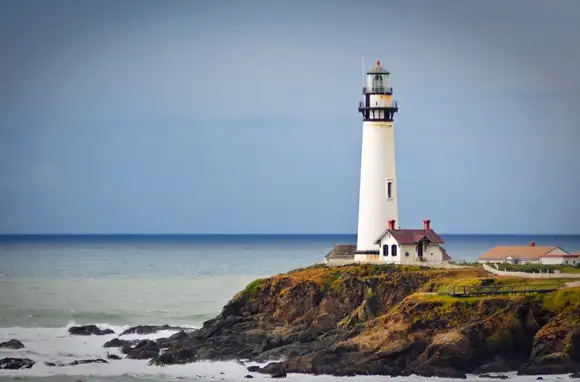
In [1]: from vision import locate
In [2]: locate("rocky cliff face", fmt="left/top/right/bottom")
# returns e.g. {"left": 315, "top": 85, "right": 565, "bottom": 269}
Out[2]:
{"left": 134, "top": 264, "right": 580, "bottom": 378}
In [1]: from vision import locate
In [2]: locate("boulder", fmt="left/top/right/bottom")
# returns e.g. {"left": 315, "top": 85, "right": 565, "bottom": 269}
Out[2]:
{"left": 0, "top": 357, "right": 35, "bottom": 369}
{"left": 103, "top": 338, "right": 138, "bottom": 348}
{"left": 0, "top": 339, "right": 25, "bottom": 349}
{"left": 125, "top": 340, "right": 160, "bottom": 359}
{"left": 68, "top": 325, "right": 114, "bottom": 336}
{"left": 120, "top": 325, "right": 188, "bottom": 336}
{"left": 45, "top": 359, "right": 108, "bottom": 367}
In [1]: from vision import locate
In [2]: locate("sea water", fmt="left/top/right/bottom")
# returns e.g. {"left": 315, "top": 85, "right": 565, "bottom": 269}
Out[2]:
{"left": 1, "top": 234, "right": 579, "bottom": 382}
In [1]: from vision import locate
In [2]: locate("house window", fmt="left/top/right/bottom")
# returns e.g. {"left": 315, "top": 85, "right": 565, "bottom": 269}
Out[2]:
{"left": 383, "top": 244, "right": 389, "bottom": 256}
{"left": 391, "top": 244, "right": 397, "bottom": 257}
{"left": 405, "top": 252, "right": 409, "bottom": 257}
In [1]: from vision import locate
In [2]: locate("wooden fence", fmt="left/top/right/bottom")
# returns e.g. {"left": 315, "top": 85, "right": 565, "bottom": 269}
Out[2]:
{"left": 447, "top": 283, "right": 559, "bottom": 297}
{"left": 483, "top": 264, "right": 580, "bottom": 279}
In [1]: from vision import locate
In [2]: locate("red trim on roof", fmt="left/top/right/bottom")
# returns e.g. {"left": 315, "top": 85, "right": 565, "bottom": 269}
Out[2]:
{"left": 541, "top": 253, "right": 580, "bottom": 258}
{"left": 387, "top": 229, "right": 444, "bottom": 245}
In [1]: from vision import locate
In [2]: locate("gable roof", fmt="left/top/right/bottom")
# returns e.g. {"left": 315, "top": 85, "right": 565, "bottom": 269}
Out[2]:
{"left": 375, "top": 229, "right": 444, "bottom": 245}
{"left": 479, "top": 246, "right": 569, "bottom": 261}
{"left": 541, "top": 252, "right": 580, "bottom": 258}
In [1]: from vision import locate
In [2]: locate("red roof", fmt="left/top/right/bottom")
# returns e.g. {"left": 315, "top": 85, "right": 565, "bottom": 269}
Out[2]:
{"left": 375, "top": 229, "right": 444, "bottom": 245}
{"left": 541, "top": 252, "right": 580, "bottom": 258}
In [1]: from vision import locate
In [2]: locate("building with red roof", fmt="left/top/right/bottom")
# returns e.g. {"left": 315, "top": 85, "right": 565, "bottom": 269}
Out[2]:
{"left": 353, "top": 219, "right": 451, "bottom": 265}
{"left": 478, "top": 242, "right": 579, "bottom": 265}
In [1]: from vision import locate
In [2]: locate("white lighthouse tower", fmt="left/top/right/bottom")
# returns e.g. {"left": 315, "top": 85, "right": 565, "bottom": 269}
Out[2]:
{"left": 354, "top": 60, "right": 399, "bottom": 260}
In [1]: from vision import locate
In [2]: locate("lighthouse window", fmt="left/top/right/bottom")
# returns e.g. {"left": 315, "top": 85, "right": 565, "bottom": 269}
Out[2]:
{"left": 373, "top": 74, "right": 385, "bottom": 91}
{"left": 386, "top": 180, "right": 393, "bottom": 200}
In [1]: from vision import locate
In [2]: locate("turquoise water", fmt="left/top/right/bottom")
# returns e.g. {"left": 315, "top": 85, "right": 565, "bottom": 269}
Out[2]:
{"left": 0, "top": 234, "right": 579, "bottom": 381}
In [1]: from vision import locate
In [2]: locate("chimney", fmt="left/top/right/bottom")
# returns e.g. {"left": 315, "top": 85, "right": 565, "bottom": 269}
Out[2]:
{"left": 388, "top": 220, "right": 395, "bottom": 230}
{"left": 529, "top": 241, "right": 536, "bottom": 247}
{"left": 423, "top": 219, "right": 431, "bottom": 231}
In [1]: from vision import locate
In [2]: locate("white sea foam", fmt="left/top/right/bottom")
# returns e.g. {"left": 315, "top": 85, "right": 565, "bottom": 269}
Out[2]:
{"left": 0, "top": 324, "right": 575, "bottom": 381}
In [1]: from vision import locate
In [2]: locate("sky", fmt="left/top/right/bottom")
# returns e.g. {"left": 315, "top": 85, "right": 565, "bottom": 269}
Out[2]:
{"left": 1, "top": 0, "right": 579, "bottom": 235}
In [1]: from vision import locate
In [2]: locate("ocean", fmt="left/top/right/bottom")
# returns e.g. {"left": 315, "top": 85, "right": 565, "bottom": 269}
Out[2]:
{"left": 1, "top": 234, "right": 580, "bottom": 382}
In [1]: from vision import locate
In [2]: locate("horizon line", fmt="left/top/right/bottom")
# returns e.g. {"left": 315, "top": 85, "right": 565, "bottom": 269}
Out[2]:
{"left": 0, "top": 233, "right": 579, "bottom": 237}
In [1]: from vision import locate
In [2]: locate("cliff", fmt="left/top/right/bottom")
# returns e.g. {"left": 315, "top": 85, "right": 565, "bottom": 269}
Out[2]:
{"left": 137, "top": 264, "right": 580, "bottom": 378}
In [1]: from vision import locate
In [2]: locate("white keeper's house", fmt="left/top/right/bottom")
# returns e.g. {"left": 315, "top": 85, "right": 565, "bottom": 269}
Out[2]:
{"left": 357, "top": 219, "right": 451, "bottom": 265}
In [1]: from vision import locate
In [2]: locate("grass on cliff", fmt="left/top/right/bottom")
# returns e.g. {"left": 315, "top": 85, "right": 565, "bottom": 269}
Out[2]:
{"left": 538, "top": 286, "right": 580, "bottom": 312}
{"left": 236, "top": 264, "right": 580, "bottom": 308}
{"left": 426, "top": 275, "right": 571, "bottom": 295}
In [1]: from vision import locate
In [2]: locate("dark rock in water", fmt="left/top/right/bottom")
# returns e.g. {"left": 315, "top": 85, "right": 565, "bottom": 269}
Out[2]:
{"left": 518, "top": 352, "right": 580, "bottom": 375}
{"left": 244, "top": 375, "right": 254, "bottom": 379}
{"left": 0, "top": 339, "right": 25, "bottom": 349}
{"left": 156, "top": 330, "right": 190, "bottom": 349}
{"left": 70, "top": 359, "right": 108, "bottom": 366}
{"left": 45, "top": 359, "right": 108, "bottom": 367}
{"left": 149, "top": 346, "right": 197, "bottom": 366}
{"left": 103, "top": 338, "right": 138, "bottom": 348}
{"left": 246, "top": 365, "right": 260, "bottom": 372}
{"left": 107, "top": 352, "right": 122, "bottom": 360}
{"left": 68, "top": 325, "right": 114, "bottom": 336}
{"left": 518, "top": 362, "right": 580, "bottom": 375}
{"left": 478, "top": 374, "right": 510, "bottom": 379}
{"left": 474, "top": 359, "right": 515, "bottom": 374}
{"left": 120, "top": 325, "right": 188, "bottom": 336}
{"left": 571, "top": 372, "right": 580, "bottom": 378}
{"left": 126, "top": 340, "right": 160, "bottom": 359}
{"left": 0, "top": 357, "right": 35, "bottom": 369}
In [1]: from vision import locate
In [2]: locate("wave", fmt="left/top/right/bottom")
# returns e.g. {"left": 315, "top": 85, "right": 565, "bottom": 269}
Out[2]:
{"left": 0, "top": 309, "right": 216, "bottom": 330}
{"left": 0, "top": 324, "right": 576, "bottom": 381}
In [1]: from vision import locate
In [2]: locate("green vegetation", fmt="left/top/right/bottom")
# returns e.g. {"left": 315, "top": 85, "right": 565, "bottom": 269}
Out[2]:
{"left": 242, "top": 278, "right": 267, "bottom": 296}
{"left": 449, "top": 260, "right": 480, "bottom": 267}
{"left": 538, "top": 287, "right": 580, "bottom": 312}
{"left": 420, "top": 275, "right": 568, "bottom": 295}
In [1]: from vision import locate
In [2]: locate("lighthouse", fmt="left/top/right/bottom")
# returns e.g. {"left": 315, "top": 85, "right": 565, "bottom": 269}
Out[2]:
{"left": 354, "top": 60, "right": 399, "bottom": 259}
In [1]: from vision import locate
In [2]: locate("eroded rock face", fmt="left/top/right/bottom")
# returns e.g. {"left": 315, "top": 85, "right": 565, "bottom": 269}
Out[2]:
{"left": 518, "top": 309, "right": 580, "bottom": 375}
{"left": 0, "top": 339, "right": 25, "bottom": 349}
{"left": 0, "top": 357, "right": 35, "bottom": 369}
{"left": 90, "top": 265, "right": 580, "bottom": 378}
{"left": 68, "top": 325, "right": 114, "bottom": 336}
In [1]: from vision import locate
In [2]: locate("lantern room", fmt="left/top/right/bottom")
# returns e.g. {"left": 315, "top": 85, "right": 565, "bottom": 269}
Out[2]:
{"left": 364, "top": 60, "right": 392, "bottom": 94}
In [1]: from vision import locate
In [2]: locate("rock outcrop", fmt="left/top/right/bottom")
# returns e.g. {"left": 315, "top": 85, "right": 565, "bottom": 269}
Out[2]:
{"left": 89, "top": 264, "right": 580, "bottom": 378}
{"left": 0, "top": 357, "right": 35, "bottom": 369}
{"left": 0, "top": 339, "right": 25, "bottom": 349}
{"left": 44, "top": 359, "right": 108, "bottom": 367}
{"left": 120, "top": 325, "right": 188, "bottom": 336}
{"left": 68, "top": 325, "right": 114, "bottom": 336}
